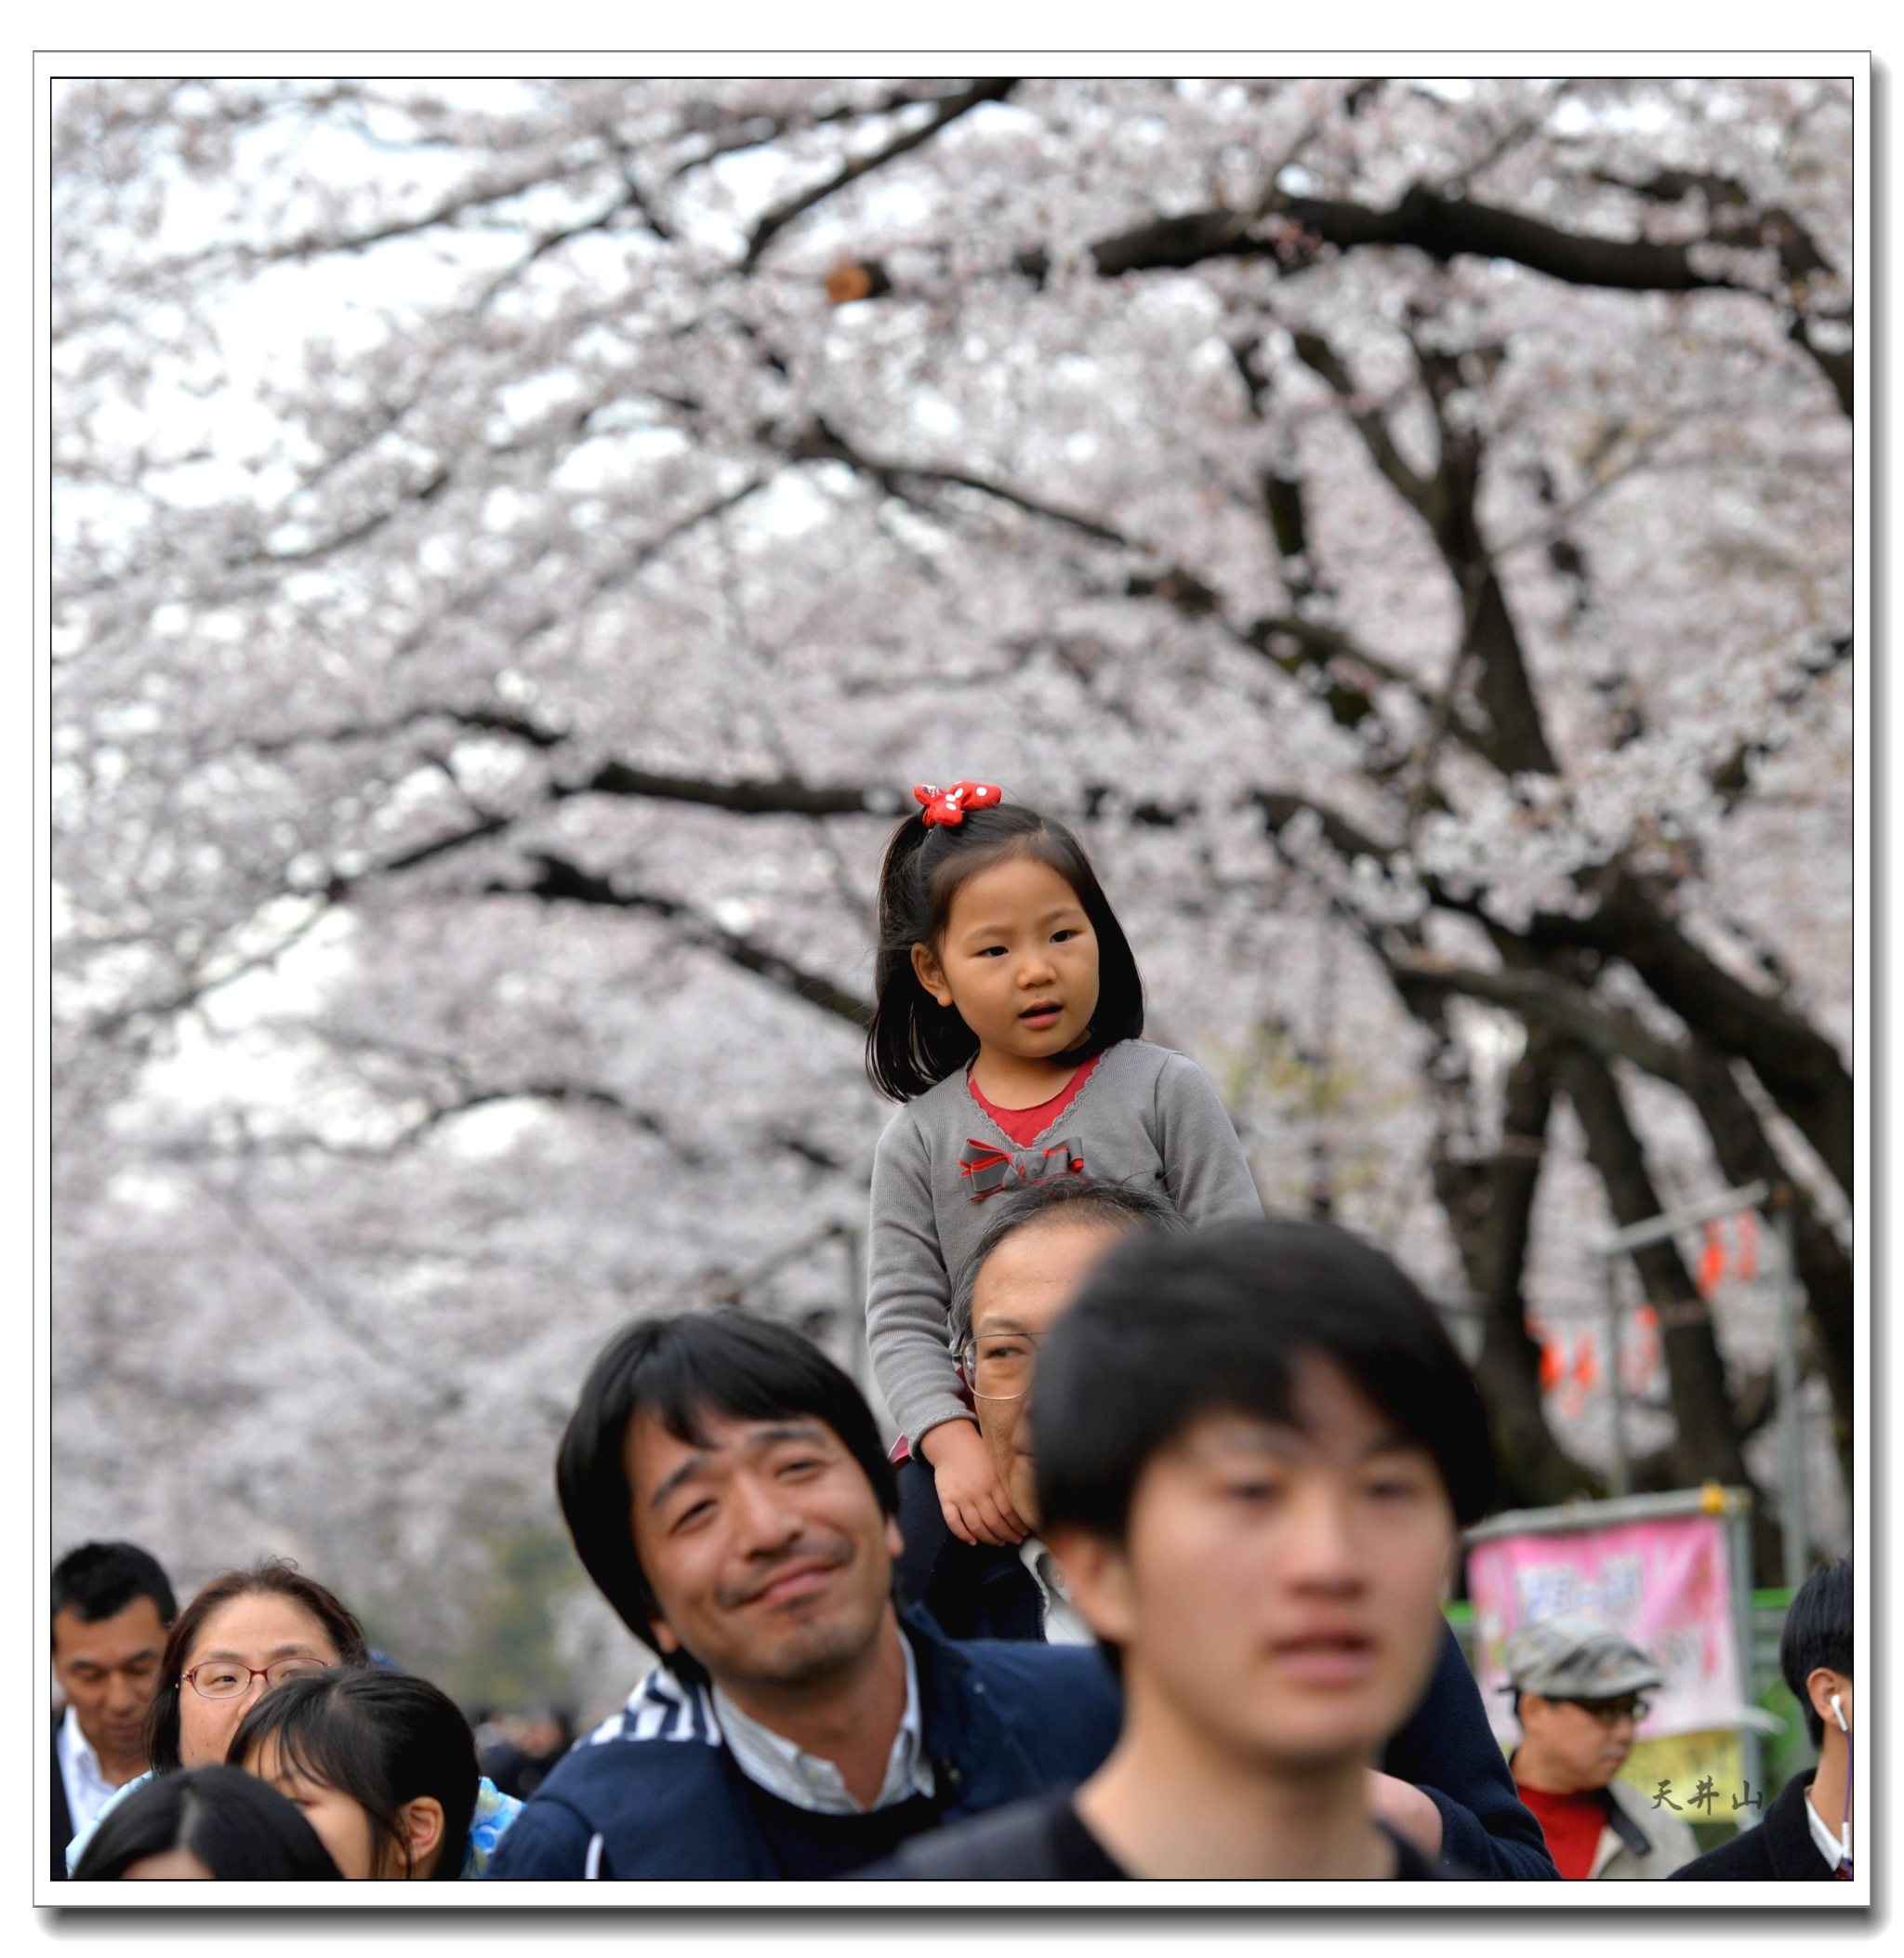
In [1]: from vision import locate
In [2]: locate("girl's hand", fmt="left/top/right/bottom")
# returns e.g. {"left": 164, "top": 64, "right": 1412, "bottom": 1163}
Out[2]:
{"left": 918, "top": 1419, "right": 1029, "bottom": 1548}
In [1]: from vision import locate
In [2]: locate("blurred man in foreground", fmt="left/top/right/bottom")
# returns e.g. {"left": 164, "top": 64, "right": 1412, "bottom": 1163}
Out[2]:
{"left": 1503, "top": 1615, "right": 1698, "bottom": 1878}
{"left": 868, "top": 1220, "right": 1501, "bottom": 1879}
{"left": 50, "top": 1541, "right": 178, "bottom": 1882}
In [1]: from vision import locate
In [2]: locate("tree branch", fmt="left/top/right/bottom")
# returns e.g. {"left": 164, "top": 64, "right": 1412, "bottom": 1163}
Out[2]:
{"left": 1289, "top": 332, "right": 1435, "bottom": 517}
{"left": 1388, "top": 955, "right": 1684, "bottom": 1081}
{"left": 740, "top": 79, "right": 1016, "bottom": 271}
{"left": 1526, "top": 868, "right": 1853, "bottom": 1195}
{"left": 558, "top": 764, "right": 882, "bottom": 817}
{"left": 780, "top": 416, "right": 1128, "bottom": 546}
{"left": 500, "top": 853, "right": 873, "bottom": 1029}
{"left": 1092, "top": 183, "right": 1735, "bottom": 294}
{"left": 1427, "top": 1025, "right": 1605, "bottom": 1505}
{"left": 1546, "top": 1039, "right": 1765, "bottom": 1522}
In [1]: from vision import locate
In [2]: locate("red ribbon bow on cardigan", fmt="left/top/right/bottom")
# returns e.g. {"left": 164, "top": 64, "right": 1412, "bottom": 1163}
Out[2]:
{"left": 958, "top": 1136, "right": 1085, "bottom": 1200}
{"left": 914, "top": 781, "right": 1003, "bottom": 828}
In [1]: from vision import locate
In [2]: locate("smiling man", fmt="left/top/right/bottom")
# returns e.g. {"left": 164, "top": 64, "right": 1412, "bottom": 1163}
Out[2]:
{"left": 50, "top": 1542, "right": 178, "bottom": 1882}
{"left": 870, "top": 1220, "right": 1508, "bottom": 1880}
{"left": 484, "top": 1311, "right": 1119, "bottom": 1879}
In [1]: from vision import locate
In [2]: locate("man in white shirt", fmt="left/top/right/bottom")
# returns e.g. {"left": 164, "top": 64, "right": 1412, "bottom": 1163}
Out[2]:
{"left": 1672, "top": 1558, "right": 1854, "bottom": 1882}
{"left": 50, "top": 1542, "right": 177, "bottom": 1882}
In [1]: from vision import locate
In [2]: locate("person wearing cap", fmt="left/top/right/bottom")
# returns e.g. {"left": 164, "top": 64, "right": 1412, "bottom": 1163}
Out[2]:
{"left": 1503, "top": 1613, "right": 1699, "bottom": 1879}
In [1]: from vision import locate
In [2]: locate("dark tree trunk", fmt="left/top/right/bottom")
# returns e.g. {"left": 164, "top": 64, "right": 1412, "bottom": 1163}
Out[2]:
{"left": 1527, "top": 869, "right": 1853, "bottom": 1197}
{"left": 1678, "top": 1036, "right": 1854, "bottom": 1497}
{"left": 1434, "top": 1029, "right": 1603, "bottom": 1508}
{"left": 1551, "top": 1040, "right": 1786, "bottom": 1581}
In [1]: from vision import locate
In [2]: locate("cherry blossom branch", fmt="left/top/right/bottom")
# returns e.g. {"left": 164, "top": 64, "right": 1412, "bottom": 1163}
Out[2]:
{"left": 739, "top": 79, "right": 1016, "bottom": 270}
{"left": 1255, "top": 788, "right": 1853, "bottom": 1197}
{"left": 1090, "top": 180, "right": 1851, "bottom": 416}
{"left": 500, "top": 853, "right": 873, "bottom": 1029}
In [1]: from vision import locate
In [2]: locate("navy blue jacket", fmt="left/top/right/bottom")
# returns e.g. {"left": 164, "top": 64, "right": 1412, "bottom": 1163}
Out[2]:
{"left": 483, "top": 1607, "right": 1121, "bottom": 1880}
{"left": 1668, "top": 1768, "right": 1838, "bottom": 1881}
{"left": 893, "top": 1458, "right": 1557, "bottom": 1881}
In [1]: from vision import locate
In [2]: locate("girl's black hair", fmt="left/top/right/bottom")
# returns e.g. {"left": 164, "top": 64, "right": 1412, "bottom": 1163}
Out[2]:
{"left": 1034, "top": 1219, "right": 1499, "bottom": 1546}
{"left": 556, "top": 1309, "right": 897, "bottom": 1685}
{"left": 230, "top": 1669, "right": 479, "bottom": 1880}
{"left": 145, "top": 1559, "right": 371, "bottom": 1774}
{"left": 865, "top": 800, "right": 1144, "bottom": 1101}
{"left": 72, "top": 1764, "right": 342, "bottom": 1881}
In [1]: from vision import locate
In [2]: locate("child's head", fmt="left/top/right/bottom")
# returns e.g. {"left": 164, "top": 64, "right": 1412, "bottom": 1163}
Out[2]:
{"left": 231, "top": 1669, "right": 480, "bottom": 1880}
{"left": 73, "top": 1764, "right": 343, "bottom": 1880}
{"left": 866, "top": 787, "right": 1144, "bottom": 1100}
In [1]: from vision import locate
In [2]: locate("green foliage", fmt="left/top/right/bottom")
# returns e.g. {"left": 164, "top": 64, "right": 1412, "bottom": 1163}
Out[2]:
{"left": 438, "top": 1524, "right": 590, "bottom": 1715}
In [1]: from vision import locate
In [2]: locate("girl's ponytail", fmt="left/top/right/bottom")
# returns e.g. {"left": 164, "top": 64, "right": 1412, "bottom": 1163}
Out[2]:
{"left": 864, "top": 789, "right": 1144, "bottom": 1101}
{"left": 866, "top": 803, "right": 961, "bottom": 1102}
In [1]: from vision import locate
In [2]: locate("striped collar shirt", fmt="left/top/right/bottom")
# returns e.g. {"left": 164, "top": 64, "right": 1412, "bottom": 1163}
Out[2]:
{"left": 712, "top": 1633, "right": 933, "bottom": 1815}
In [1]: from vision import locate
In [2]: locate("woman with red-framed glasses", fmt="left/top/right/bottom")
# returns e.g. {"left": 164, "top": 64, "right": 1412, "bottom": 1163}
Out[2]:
{"left": 64, "top": 1558, "right": 368, "bottom": 1872}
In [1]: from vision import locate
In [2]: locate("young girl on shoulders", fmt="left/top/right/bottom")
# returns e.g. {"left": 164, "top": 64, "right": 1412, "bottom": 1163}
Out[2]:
{"left": 865, "top": 781, "right": 1263, "bottom": 1548}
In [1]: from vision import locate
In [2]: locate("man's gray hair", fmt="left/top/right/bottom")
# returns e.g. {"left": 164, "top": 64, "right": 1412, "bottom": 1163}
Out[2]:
{"left": 946, "top": 1176, "right": 1184, "bottom": 1352}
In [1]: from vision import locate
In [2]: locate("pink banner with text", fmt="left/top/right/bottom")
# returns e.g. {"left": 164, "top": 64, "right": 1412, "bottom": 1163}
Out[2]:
{"left": 1467, "top": 1513, "right": 1745, "bottom": 1746}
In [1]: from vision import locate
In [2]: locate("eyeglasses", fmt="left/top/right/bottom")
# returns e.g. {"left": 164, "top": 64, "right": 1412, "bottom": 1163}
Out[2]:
{"left": 959, "top": 1331, "right": 1047, "bottom": 1402}
{"left": 181, "top": 1659, "right": 332, "bottom": 1700}
{"left": 1567, "top": 1695, "right": 1650, "bottom": 1726}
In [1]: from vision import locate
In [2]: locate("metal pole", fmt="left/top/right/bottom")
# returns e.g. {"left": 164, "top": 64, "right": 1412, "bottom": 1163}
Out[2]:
{"left": 1726, "top": 1501, "right": 1764, "bottom": 1804}
{"left": 1604, "top": 1254, "right": 1630, "bottom": 1498}
{"left": 1770, "top": 1196, "right": 1810, "bottom": 1588}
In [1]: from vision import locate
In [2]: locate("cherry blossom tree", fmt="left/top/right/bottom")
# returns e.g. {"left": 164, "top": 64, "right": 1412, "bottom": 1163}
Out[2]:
{"left": 52, "top": 76, "right": 1853, "bottom": 1681}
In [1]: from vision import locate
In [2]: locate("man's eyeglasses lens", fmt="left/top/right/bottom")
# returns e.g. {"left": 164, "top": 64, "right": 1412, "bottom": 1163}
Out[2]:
{"left": 185, "top": 1660, "right": 330, "bottom": 1700}
{"left": 961, "top": 1336, "right": 1038, "bottom": 1401}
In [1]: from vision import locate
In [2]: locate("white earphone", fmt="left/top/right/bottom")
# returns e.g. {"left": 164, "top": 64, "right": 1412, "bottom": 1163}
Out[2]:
{"left": 1829, "top": 1690, "right": 1854, "bottom": 1877}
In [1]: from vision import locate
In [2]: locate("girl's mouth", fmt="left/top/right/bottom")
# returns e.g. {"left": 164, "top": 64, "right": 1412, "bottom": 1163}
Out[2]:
{"left": 1020, "top": 1003, "right": 1063, "bottom": 1025}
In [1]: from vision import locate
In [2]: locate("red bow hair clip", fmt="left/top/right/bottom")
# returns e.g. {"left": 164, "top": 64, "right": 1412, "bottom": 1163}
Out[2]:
{"left": 914, "top": 781, "right": 1003, "bottom": 828}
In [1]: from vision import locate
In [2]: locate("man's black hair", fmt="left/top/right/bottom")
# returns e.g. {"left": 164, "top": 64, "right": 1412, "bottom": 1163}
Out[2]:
{"left": 947, "top": 1174, "right": 1185, "bottom": 1350}
{"left": 1780, "top": 1556, "right": 1853, "bottom": 1749}
{"left": 1035, "top": 1218, "right": 1498, "bottom": 1543}
{"left": 557, "top": 1310, "right": 898, "bottom": 1680}
{"left": 71, "top": 1765, "right": 342, "bottom": 1881}
{"left": 866, "top": 800, "right": 1144, "bottom": 1102}
{"left": 52, "top": 1541, "right": 177, "bottom": 1635}
{"left": 231, "top": 1670, "right": 478, "bottom": 1880}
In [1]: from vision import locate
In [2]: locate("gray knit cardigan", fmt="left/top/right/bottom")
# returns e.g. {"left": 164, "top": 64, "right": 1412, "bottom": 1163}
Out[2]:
{"left": 865, "top": 1038, "right": 1263, "bottom": 1444}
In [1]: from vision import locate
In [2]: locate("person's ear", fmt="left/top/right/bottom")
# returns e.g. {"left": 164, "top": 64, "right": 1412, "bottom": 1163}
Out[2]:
{"left": 648, "top": 1616, "right": 682, "bottom": 1656}
{"left": 911, "top": 942, "right": 954, "bottom": 1008}
{"left": 1807, "top": 1667, "right": 1853, "bottom": 1734}
{"left": 1044, "top": 1526, "right": 1137, "bottom": 1647}
{"left": 398, "top": 1795, "right": 444, "bottom": 1877}
{"left": 884, "top": 1514, "right": 906, "bottom": 1562}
